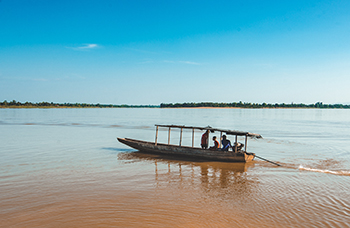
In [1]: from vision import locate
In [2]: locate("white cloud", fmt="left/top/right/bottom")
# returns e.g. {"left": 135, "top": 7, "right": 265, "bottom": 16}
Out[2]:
{"left": 179, "top": 61, "right": 201, "bottom": 65}
{"left": 163, "top": 60, "right": 201, "bottom": 65}
{"left": 69, "top": 44, "right": 99, "bottom": 50}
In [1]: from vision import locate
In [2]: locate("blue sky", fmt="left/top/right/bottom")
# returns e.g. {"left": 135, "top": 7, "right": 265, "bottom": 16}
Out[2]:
{"left": 1, "top": 0, "right": 350, "bottom": 105}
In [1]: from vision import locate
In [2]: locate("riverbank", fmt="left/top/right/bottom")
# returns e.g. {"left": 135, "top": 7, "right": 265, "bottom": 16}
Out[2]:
{"left": 1, "top": 101, "right": 350, "bottom": 109}
{"left": 1, "top": 106, "right": 349, "bottom": 109}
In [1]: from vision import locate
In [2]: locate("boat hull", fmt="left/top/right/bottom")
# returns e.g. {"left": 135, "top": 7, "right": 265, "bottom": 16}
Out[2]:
{"left": 117, "top": 138, "right": 255, "bottom": 163}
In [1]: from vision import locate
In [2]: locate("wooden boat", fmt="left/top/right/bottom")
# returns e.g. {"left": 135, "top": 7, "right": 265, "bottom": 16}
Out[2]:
{"left": 117, "top": 124, "right": 262, "bottom": 163}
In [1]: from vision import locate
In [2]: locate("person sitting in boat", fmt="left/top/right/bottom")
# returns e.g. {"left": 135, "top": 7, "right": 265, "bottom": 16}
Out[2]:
{"left": 201, "top": 130, "right": 209, "bottom": 149}
{"left": 209, "top": 136, "right": 219, "bottom": 150}
{"left": 233, "top": 142, "right": 244, "bottom": 152}
{"left": 221, "top": 135, "right": 232, "bottom": 151}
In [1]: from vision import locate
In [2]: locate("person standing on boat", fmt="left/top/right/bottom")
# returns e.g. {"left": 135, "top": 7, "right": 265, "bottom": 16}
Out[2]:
{"left": 201, "top": 130, "right": 209, "bottom": 149}
{"left": 209, "top": 136, "right": 219, "bottom": 150}
{"left": 221, "top": 135, "right": 232, "bottom": 151}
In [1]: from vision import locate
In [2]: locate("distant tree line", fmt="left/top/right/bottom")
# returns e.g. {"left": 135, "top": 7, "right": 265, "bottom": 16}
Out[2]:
{"left": 2, "top": 100, "right": 350, "bottom": 109}
{"left": 160, "top": 101, "right": 350, "bottom": 109}
{"left": 0, "top": 100, "right": 159, "bottom": 108}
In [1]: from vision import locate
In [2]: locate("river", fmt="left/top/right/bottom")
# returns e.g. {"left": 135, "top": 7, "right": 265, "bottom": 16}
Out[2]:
{"left": 1, "top": 108, "right": 349, "bottom": 227}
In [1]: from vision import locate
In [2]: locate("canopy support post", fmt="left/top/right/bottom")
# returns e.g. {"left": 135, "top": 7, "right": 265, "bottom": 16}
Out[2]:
{"left": 168, "top": 127, "right": 171, "bottom": 145}
{"left": 155, "top": 126, "right": 159, "bottom": 146}
{"left": 219, "top": 131, "right": 222, "bottom": 148}
{"left": 192, "top": 128, "right": 194, "bottom": 147}
{"left": 179, "top": 128, "right": 183, "bottom": 147}
{"left": 235, "top": 135, "right": 238, "bottom": 153}
{"left": 207, "top": 130, "right": 209, "bottom": 149}
{"left": 244, "top": 135, "right": 248, "bottom": 152}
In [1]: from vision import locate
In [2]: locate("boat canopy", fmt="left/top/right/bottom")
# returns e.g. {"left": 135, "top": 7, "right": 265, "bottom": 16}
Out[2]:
{"left": 155, "top": 124, "right": 262, "bottom": 139}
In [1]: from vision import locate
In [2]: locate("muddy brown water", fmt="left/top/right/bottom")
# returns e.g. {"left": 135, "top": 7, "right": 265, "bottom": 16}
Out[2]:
{"left": 1, "top": 108, "right": 350, "bottom": 227}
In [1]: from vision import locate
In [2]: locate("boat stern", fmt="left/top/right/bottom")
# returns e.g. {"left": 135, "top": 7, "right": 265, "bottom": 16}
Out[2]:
{"left": 245, "top": 152, "right": 255, "bottom": 162}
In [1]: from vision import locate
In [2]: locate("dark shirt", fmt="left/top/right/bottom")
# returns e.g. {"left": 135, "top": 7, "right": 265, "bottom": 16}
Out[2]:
{"left": 221, "top": 139, "right": 231, "bottom": 151}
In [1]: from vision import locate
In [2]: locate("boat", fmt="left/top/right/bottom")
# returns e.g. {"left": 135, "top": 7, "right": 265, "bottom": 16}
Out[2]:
{"left": 117, "top": 124, "right": 262, "bottom": 163}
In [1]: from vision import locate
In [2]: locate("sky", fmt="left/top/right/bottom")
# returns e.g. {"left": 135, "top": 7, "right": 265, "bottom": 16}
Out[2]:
{"left": 1, "top": 0, "right": 350, "bottom": 105}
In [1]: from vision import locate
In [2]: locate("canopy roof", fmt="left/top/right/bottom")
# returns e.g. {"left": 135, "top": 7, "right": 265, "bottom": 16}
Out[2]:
{"left": 155, "top": 124, "right": 262, "bottom": 139}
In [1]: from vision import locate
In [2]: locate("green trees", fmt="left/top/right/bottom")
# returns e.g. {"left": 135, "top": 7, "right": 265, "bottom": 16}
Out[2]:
{"left": 0, "top": 101, "right": 159, "bottom": 108}
{"left": 1, "top": 100, "right": 349, "bottom": 109}
{"left": 160, "top": 102, "right": 350, "bottom": 109}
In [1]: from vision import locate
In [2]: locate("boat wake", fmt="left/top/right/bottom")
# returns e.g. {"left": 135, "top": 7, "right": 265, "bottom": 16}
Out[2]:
{"left": 298, "top": 165, "right": 350, "bottom": 176}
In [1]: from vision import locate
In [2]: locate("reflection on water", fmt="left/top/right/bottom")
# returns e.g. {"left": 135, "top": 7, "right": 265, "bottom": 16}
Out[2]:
{"left": 118, "top": 151, "right": 257, "bottom": 198}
